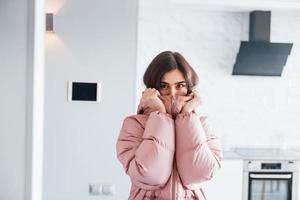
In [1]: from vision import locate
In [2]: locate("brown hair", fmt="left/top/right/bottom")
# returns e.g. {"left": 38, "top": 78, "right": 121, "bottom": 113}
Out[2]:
{"left": 143, "top": 51, "right": 199, "bottom": 94}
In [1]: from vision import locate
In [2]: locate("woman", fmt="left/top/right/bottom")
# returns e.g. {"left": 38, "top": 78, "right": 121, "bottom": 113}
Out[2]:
{"left": 116, "top": 51, "right": 223, "bottom": 200}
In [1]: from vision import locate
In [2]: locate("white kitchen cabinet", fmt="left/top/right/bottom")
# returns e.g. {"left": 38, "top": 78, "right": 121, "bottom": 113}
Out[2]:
{"left": 202, "top": 159, "right": 243, "bottom": 200}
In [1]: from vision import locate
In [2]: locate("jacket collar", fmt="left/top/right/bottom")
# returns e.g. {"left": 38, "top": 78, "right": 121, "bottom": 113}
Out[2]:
{"left": 137, "top": 95, "right": 192, "bottom": 118}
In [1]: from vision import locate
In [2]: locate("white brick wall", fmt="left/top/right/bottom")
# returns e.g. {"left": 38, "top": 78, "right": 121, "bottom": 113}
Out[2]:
{"left": 137, "top": 0, "right": 300, "bottom": 149}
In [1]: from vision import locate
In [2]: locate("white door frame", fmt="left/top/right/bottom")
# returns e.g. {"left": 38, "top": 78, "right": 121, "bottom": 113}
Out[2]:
{"left": 25, "top": 0, "right": 45, "bottom": 200}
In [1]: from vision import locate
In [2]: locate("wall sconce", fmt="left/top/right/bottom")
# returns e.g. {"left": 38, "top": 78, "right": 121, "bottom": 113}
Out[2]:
{"left": 46, "top": 13, "right": 54, "bottom": 32}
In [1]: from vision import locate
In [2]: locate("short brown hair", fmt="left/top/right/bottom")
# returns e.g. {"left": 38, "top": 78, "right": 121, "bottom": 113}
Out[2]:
{"left": 143, "top": 51, "right": 199, "bottom": 94}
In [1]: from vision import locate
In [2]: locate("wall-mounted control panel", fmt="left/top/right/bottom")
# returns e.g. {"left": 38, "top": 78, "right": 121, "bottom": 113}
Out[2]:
{"left": 68, "top": 81, "right": 101, "bottom": 102}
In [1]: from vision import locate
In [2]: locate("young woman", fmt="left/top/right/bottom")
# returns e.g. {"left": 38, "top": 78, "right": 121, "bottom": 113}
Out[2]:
{"left": 116, "top": 51, "right": 223, "bottom": 200}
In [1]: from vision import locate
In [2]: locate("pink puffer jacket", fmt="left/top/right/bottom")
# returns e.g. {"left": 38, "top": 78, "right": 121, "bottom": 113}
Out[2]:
{"left": 116, "top": 96, "right": 223, "bottom": 200}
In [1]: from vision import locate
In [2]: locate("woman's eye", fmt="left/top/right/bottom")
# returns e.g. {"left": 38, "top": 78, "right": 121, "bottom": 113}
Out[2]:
{"left": 160, "top": 84, "right": 168, "bottom": 89}
{"left": 176, "top": 84, "right": 186, "bottom": 89}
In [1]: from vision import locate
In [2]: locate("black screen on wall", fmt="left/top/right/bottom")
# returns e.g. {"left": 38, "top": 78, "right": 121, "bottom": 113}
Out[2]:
{"left": 72, "top": 82, "right": 97, "bottom": 101}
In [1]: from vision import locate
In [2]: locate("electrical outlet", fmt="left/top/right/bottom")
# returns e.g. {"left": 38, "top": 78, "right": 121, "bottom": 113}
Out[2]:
{"left": 89, "top": 184, "right": 115, "bottom": 196}
{"left": 89, "top": 184, "right": 102, "bottom": 195}
{"left": 102, "top": 184, "right": 116, "bottom": 195}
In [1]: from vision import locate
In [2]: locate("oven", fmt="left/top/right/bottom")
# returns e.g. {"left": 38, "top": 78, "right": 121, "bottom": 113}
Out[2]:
{"left": 243, "top": 160, "right": 299, "bottom": 200}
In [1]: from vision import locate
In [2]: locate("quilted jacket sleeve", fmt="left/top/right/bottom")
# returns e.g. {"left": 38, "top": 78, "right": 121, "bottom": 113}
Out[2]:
{"left": 175, "top": 112, "right": 223, "bottom": 189}
{"left": 116, "top": 111, "right": 175, "bottom": 190}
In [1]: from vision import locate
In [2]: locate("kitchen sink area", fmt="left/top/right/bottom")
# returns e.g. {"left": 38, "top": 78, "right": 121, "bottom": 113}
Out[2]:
{"left": 227, "top": 147, "right": 300, "bottom": 160}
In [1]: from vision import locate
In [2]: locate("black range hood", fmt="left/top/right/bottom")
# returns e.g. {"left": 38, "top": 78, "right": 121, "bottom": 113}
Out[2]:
{"left": 232, "top": 11, "right": 293, "bottom": 76}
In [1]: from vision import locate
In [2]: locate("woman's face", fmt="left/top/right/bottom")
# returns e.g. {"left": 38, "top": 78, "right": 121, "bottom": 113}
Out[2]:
{"left": 159, "top": 69, "right": 188, "bottom": 97}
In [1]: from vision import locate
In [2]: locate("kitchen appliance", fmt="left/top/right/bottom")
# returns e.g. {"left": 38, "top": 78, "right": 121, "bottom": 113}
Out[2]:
{"left": 233, "top": 11, "right": 293, "bottom": 76}
{"left": 243, "top": 160, "right": 299, "bottom": 200}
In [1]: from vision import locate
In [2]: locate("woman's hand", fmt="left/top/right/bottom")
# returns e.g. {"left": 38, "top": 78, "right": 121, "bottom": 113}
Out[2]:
{"left": 141, "top": 88, "right": 166, "bottom": 113}
{"left": 181, "top": 90, "right": 203, "bottom": 113}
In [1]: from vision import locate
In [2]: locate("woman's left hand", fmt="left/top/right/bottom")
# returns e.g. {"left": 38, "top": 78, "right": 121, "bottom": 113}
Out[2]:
{"left": 181, "top": 90, "right": 203, "bottom": 113}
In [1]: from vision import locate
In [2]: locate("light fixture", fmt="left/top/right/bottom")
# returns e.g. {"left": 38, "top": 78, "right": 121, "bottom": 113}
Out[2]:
{"left": 46, "top": 13, "right": 54, "bottom": 32}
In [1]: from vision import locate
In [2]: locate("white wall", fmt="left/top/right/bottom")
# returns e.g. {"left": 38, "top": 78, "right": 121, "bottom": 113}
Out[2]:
{"left": 137, "top": 0, "right": 300, "bottom": 149}
{"left": 0, "top": 1, "right": 27, "bottom": 199}
{"left": 43, "top": 0, "right": 137, "bottom": 199}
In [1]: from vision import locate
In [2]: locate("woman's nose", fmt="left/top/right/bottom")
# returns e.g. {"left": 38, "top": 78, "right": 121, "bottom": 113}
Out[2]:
{"left": 170, "top": 88, "right": 177, "bottom": 97}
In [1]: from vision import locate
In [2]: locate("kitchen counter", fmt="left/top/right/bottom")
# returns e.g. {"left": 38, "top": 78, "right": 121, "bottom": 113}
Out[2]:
{"left": 223, "top": 148, "right": 300, "bottom": 161}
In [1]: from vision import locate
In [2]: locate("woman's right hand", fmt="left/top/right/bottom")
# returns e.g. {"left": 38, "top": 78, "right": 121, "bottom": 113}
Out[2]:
{"left": 141, "top": 88, "right": 166, "bottom": 113}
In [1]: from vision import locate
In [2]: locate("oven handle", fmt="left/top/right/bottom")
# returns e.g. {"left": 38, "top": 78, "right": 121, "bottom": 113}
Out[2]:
{"left": 250, "top": 174, "right": 292, "bottom": 179}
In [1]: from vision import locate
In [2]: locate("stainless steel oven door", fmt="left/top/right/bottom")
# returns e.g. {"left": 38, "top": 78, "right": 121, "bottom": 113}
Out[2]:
{"left": 248, "top": 173, "right": 293, "bottom": 200}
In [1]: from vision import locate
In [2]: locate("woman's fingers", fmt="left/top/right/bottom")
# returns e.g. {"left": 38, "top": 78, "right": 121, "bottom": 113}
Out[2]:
{"left": 191, "top": 90, "right": 201, "bottom": 99}
{"left": 142, "top": 88, "right": 162, "bottom": 102}
{"left": 142, "top": 88, "right": 155, "bottom": 97}
{"left": 154, "top": 90, "right": 160, "bottom": 97}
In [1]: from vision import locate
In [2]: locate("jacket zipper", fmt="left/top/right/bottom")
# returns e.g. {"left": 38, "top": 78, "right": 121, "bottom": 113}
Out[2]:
{"left": 171, "top": 97, "right": 176, "bottom": 200}
{"left": 172, "top": 160, "right": 176, "bottom": 200}
{"left": 171, "top": 97, "right": 176, "bottom": 119}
